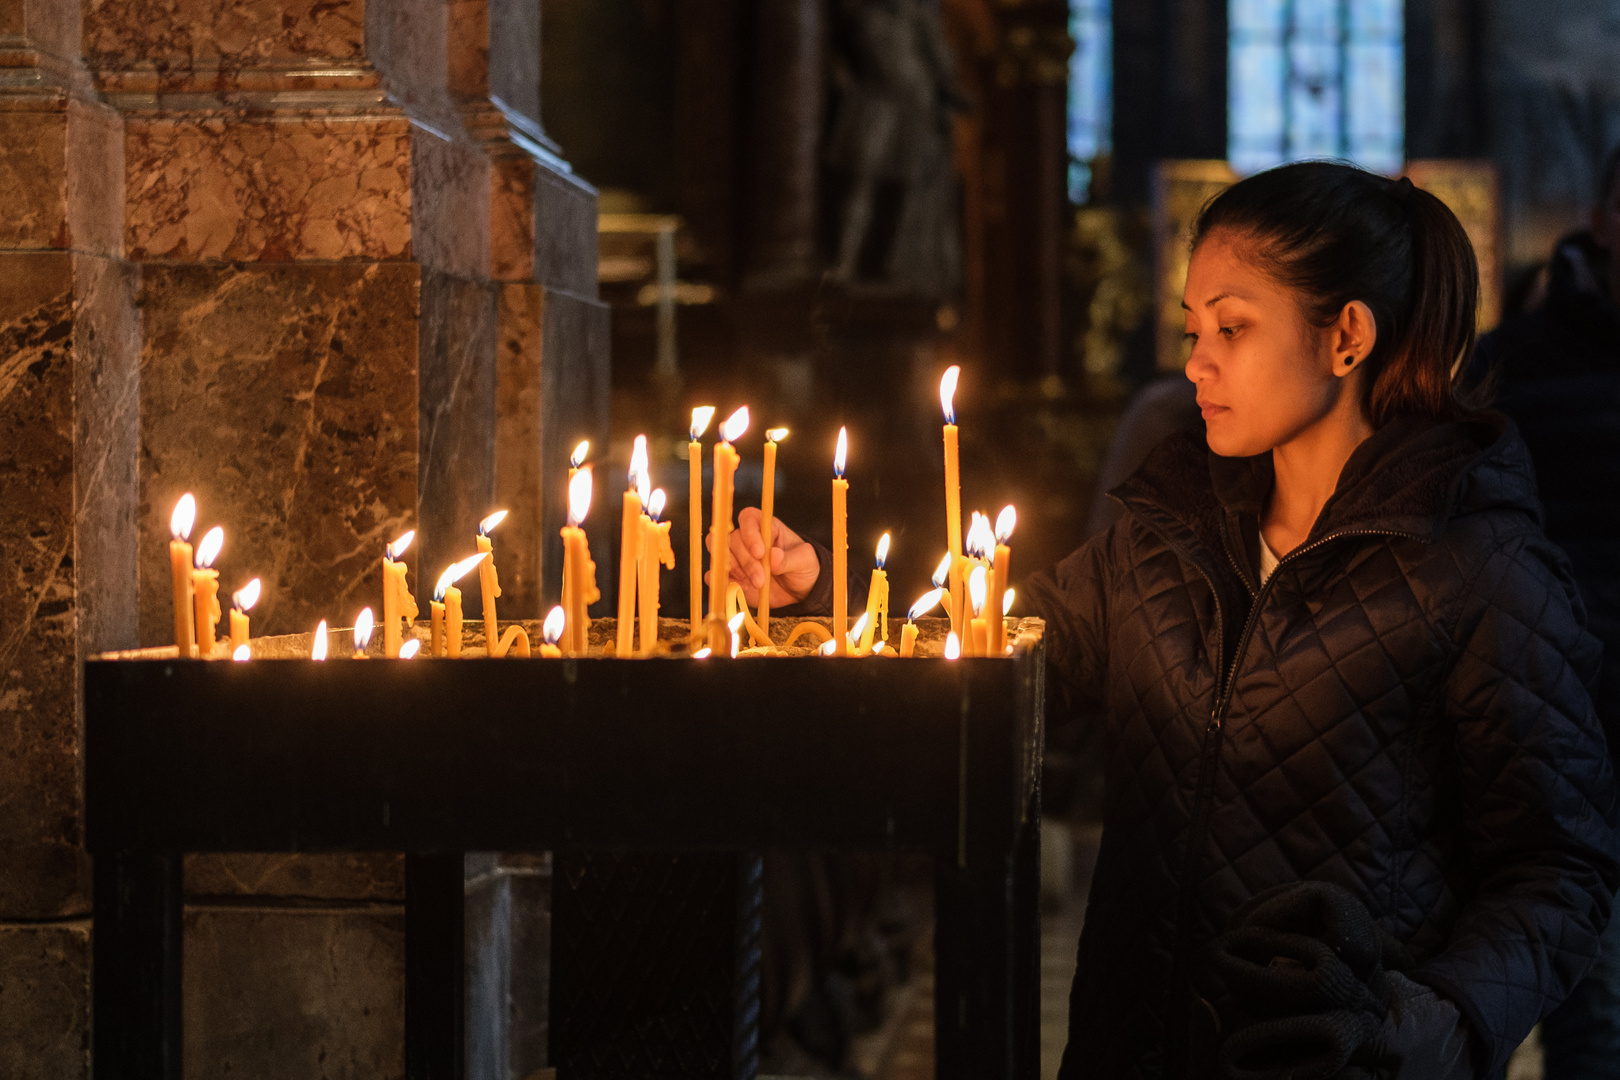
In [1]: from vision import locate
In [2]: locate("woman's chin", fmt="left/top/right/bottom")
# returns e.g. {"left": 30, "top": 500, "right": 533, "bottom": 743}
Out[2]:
{"left": 1203, "top": 419, "right": 1266, "bottom": 458}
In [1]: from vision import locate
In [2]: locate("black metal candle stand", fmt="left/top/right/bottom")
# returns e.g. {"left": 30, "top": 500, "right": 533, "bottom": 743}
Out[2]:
{"left": 85, "top": 616, "right": 1045, "bottom": 1080}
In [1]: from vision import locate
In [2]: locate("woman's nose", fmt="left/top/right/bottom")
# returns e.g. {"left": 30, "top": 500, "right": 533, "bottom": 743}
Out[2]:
{"left": 1184, "top": 340, "right": 1214, "bottom": 384}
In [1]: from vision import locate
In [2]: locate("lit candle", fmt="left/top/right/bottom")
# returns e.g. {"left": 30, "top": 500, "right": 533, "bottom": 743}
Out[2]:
{"left": 192, "top": 527, "right": 224, "bottom": 659}
{"left": 561, "top": 467, "right": 597, "bottom": 655}
{"left": 729, "top": 610, "right": 745, "bottom": 658}
{"left": 757, "top": 427, "right": 788, "bottom": 640}
{"left": 832, "top": 427, "right": 849, "bottom": 655}
{"left": 540, "top": 605, "right": 565, "bottom": 658}
{"left": 688, "top": 407, "right": 714, "bottom": 636}
{"left": 940, "top": 367, "right": 964, "bottom": 636}
{"left": 992, "top": 505, "right": 1016, "bottom": 656}
{"left": 563, "top": 442, "right": 588, "bottom": 628}
{"left": 640, "top": 489, "right": 675, "bottom": 655}
{"left": 228, "top": 578, "right": 260, "bottom": 654}
{"left": 968, "top": 564, "right": 988, "bottom": 657}
{"left": 398, "top": 638, "right": 421, "bottom": 659}
{"left": 477, "top": 511, "right": 531, "bottom": 657}
{"left": 617, "top": 435, "right": 649, "bottom": 657}
{"left": 312, "top": 620, "right": 329, "bottom": 660}
{"left": 434, "top": 553, "right": 488, "bottom": 658}
{"left": 859, "top": 532, "right": 890, "bottom": 654}
{"left": 382, "top": 530, "right": 417, "bottom": 658}
{"left": 232, "top": 644, "right": 251, "bottom": 661}
{"left": 354, "top": 607, "right": 374, "bottom": 658}
{"left": 901, "top": 587, "right": 946, "bottom": 658}
{"left": 708, "top": 407, "right": 749, "bottom": 652}
{"left": 169, "top": 494, "right": 196, "bottom": 656}
{"left": 847, "top": 611, "right": 870, "bottom": 656}
{"left": 944, "top": 631, "right": 961, "bottom": 660}
{"left": 1002, "top": 588, "right": 1015, "bottom": 653}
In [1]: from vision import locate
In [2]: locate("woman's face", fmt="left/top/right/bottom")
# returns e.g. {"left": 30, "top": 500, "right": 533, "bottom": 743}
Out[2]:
{"left": 1182, "top": 230, "right": 1355, "bottom": 458}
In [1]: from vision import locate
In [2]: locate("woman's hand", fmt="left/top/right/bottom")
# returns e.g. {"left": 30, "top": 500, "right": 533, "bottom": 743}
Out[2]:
{"left": 706, "top": 508, "right": 821, "bottom": 608}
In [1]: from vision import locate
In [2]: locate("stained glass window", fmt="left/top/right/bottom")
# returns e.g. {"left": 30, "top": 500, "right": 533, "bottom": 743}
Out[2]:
{"left": 1228, "top": 0, "right": 1403, "bottom": 176}
{"left": 1068, "top": 0, "right": 1112, "bottom": 203}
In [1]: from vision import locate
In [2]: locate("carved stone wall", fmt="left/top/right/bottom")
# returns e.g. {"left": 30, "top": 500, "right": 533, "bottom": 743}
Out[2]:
{"left": 0, "top": 0, "right": 607, "bottom": 1074}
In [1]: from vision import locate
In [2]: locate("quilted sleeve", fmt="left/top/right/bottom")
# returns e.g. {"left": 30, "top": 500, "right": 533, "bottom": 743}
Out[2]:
{"left": 1415, "top": 531, "right": 1620, "bottom": 1075}
{"left": 1023, "top": 526, "right": 1115, "bottom": 712}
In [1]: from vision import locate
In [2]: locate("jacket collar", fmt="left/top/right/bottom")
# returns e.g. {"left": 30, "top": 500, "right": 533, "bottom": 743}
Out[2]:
{"left": 1112, "top": 411, "right": 1541, "bottom": 574}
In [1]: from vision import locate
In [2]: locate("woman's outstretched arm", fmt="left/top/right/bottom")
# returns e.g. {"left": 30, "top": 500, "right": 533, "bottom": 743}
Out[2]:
{"left": 711, "top": 508, "right": 867, "bottom": 617}
{"left": 1023, "top": 526, "right": 1116, "bottom": 712}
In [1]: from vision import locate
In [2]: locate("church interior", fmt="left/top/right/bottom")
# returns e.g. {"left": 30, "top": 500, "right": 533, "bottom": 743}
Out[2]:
{"left": 2, "top": 0, "right": 1618, "bottom": 1078}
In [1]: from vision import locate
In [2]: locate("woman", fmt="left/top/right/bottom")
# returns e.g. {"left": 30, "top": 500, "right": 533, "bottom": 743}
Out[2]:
{"left": 722, "top": 162, "right": 1617, "bottom": 1079}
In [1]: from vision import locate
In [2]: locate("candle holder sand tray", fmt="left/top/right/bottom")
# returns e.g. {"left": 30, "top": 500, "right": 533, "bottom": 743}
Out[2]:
{"left": 86, "top": 616, "right": 1045, "bottom": 1080}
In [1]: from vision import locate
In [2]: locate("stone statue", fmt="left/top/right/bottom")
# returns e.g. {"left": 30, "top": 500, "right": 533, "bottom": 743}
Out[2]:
{"left": 825, "top": 0, "right": 967, "bottom": 294}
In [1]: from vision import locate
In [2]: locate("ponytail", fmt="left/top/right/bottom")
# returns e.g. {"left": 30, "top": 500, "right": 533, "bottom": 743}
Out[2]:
{"left": 1192, "top": 162, "right": 1479, "bottom": 427}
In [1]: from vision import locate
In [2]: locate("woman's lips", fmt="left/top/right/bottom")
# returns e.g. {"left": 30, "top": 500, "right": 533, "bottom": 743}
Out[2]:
{"left": 1198, "top": 401, "right": 1229, "bottom": 419}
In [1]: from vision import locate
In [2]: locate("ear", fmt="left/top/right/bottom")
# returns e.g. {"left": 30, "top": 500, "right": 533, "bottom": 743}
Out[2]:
{"left": 1330, "top": 301, "right": 1378, "bottom": 380}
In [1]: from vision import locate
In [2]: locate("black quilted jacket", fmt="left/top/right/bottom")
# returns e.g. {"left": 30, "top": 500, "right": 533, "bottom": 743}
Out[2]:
{"left": 1027, "top": 414, "right": 1619, "bottom": 1080}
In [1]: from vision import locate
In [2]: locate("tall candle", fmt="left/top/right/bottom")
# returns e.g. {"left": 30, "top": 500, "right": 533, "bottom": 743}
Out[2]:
{"left": 940, "top": 367, "right": 964, "bottom": 636}
{"left": 561, "top": 467, "right": 596, "bottom": 655}
{"left": 832, "top": 427, "right": 849, "bottom": 655}
{"left": 688, "top": 407, "right": 713, "bottom": 635}
{"left": 228, "top": 577, "right": 260, "bottom": 654}
{"left": 617, "top": 436, "right": 649, "bottom": 657}
{"left": 859, "top": 532, "right": 889, "bottom": 654}
{"left": 707, "top": 407, "right": 749, "bottom": 653}
{"left": 433, "top": 553, "right": 487, "bottom": 658}
{"left": 192, "top": 527, "right": 224, "bottom": 659}
{"left": 563, "top": 442, "right": 588, "bottom": 632}
{"left": 640, "top": 490, "right": 674, "bottom": 655}
{"left": 967, "top": 564, "right": 988, "bottom": 657}
{"left": 992, "top": 505, "right": 1016, "bottom": 656}
{"left": 756, "top": 427, "right": 788, "bottom": 641}
{"left": 168, "top": 494, "right": 196, "bottom": 656}
{"left": 476, "top": 510, "right": 507, "bottom": 647}
{"left": 382, "top": 530, "right": 416, "bottom": 658}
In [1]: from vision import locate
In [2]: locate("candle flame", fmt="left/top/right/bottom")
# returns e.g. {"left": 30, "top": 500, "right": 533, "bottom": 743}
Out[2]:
{"left": 766, "top": 427, "right": 789, "bottom": 443}
{"left": 875, "top": 532, "right": 890, "bottom": 569}
{"left": 542, "top": 605, "right": 566, "bottom": 645}
{"left": 311, "top": 621, "right": 328, "bottom": 660}
{"left": 995, "top": 504, "right": 1017, "bottom": 543}
{"left": 932, "top": 552, "right": 952, "bottom": 588}
{"left": 873, "top": 640, "right": 887, "bottom": 655}
{"left": 195, "top": 526, "right": 224, "bottom": 569}
{"left": 1003, "top": 588, "right": 1015, "bottom": 616}
{"left": 387, "top": 530, "right": 415, "bottom": 561}
{"left": 630, "top": 435, "right": 650, "bottom": 503}
{"left": 434, "top": 552, "right": 490, "bottom": 602}
{"left": 833, "top": 427, "right": 848, "bottom": 478}
{"left": 648, "top": 488, "right": 667, "bottom": 521}
{"left": 847, "top": 611, "right": 869, "bottom": 648}
{"left": 728, "top": 610, "right": 745, "bottom": 658}
{"left": 693, "top": 646, "right": 713, "bottom": 658}
{"left": 940, "top": 366, "right": 960, "bottom": 425}
{"left": 719, "top": 406, "right": 750, "bottom": 443}
{"left": 944, "top": 631, "right": 961, "bottom": 660}
{"left": 570, "top": 440, "right": 589, "bottom": 468}
{"left": 399, "top": 638, "right": 421, "bottom": 659}
{"left": 819, "top": 637, "right": 836, "bottom": 655}
{"left": 690, "top": 407, "right": 715, "bottom": 441}
{"left": 232, "top": 578, "right": 261, "bottom": 612}
{"left": 568, "top": 466, "right": 593, "bottom": 525}
{"left": 908, "top": 587, "right": 946, "bottom": 621}
{"left": 969, "top": 563, "right": 987, "bottom": 616}
{"left": 480, "top": 510, "right": 508, "bottom": 536}
{"left": 170, "top": 493, "right": 196, "bottom": 541}
{"left": 354, "top": 607, "right": 374, "bottom": 651}
{"left": 232, "top": 644, "right": 251, "bottom": 661}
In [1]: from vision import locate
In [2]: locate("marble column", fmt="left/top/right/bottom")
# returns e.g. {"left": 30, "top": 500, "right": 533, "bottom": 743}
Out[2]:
{"left": 743, "top": 0, "right": 824, "bottom": 289}
{"left": 0, "top": 0, "right": 137, "bottom": 1074}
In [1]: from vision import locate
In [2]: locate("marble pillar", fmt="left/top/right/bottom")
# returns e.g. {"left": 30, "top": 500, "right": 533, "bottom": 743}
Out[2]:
{"left": 0, "top": 0, "right": 138, "bottom": 1073}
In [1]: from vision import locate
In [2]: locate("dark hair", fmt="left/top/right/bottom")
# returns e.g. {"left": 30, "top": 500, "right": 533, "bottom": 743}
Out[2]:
{"left": 1192, "top": 161, "right": 1479, "bottom": 427}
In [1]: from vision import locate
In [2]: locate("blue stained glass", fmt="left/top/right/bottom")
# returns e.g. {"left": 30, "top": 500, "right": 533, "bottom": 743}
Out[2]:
{"left": 1067, "top": 0, "right": 1112, "bottom": 202}
{"left": 1228, "top": 0, "right": 1404, "bottom": 176}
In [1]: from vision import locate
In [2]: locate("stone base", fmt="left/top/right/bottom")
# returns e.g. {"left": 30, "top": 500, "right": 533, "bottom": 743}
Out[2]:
{"left": 0, "top": 920, "right": 92, "bottom": 1079}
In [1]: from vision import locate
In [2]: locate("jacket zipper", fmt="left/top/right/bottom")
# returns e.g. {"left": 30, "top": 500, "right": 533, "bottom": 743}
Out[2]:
{"left": 1147, "top": 522, "right": 1421, "bottom": 1075}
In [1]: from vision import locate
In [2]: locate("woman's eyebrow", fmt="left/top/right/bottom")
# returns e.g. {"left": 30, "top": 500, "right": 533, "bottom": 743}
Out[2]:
{"left": 1180, "top": 292, "right": 1238, "bottom": 311}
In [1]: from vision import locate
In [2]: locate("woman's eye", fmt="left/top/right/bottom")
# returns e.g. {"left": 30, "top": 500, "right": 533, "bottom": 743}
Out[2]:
{"left": 1182, "top": 332, "right": 1198, "bottom": 345}
{"left": 1219, "top": 325, "right": 1239, "bottom": 338}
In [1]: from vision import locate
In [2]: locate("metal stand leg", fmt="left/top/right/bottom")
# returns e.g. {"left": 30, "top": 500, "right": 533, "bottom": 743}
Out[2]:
{"left": 407, "top": 853, "right": 466, "bottom": 1080}
{"left": 93, "top": 851, "right": 183, "bottom": 1080}
{"left": 934, "top": 813, "right": 1041, "bottom": 1080}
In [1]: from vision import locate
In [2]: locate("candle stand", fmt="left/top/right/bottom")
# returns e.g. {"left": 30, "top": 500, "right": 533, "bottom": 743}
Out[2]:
{"left": 85, "top": 617, "right": 1044, "bottom": 1080}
